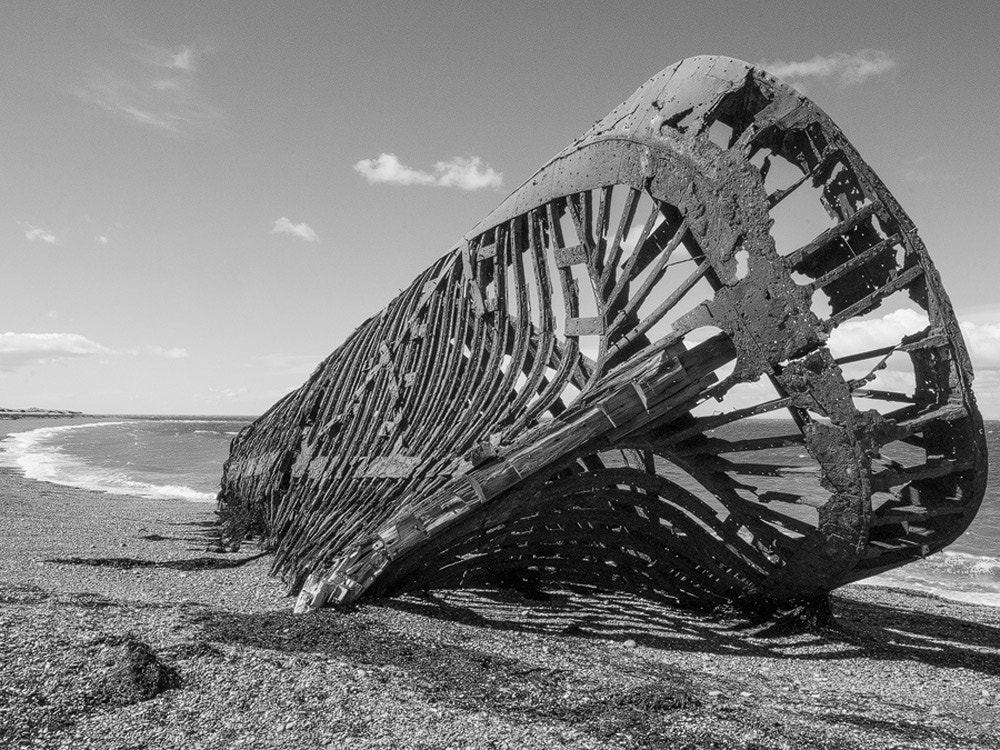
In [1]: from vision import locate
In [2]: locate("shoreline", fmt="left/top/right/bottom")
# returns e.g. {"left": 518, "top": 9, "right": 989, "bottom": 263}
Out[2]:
{"left": 0, "top": 415, "right": 240, "bottom": 504}
{"left": 0, "top": 410, "right": 84, "bottom": 419}
{"left": 2, "top": 418, "right": 999, "bottom": 749}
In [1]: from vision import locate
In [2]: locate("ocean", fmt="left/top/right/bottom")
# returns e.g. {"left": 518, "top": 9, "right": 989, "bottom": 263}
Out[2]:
{"left": 0, "top": 417, "right": 248, "bottom": 503}
{"left": 1, "top": 416, "right": 997, "bottom": 606}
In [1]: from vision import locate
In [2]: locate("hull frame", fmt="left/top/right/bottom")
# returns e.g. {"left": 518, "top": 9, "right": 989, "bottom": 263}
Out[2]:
{"left": 218, "top": 56, "right": 987, "bottom": 614}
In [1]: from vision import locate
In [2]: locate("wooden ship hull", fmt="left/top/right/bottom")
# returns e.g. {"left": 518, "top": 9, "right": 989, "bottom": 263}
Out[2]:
{"left": 219, "top": 56, "right": 987, "bottom": 614}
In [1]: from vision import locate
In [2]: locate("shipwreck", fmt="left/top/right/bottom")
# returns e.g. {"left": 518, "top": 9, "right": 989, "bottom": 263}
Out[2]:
{"left": 218, "top": 56, "right": 987, "bottom": 614}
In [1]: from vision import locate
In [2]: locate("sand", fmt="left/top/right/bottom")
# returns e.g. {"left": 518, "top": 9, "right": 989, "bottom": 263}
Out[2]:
{"left": 2, "top": 417, "right": 999, "bottom": 750}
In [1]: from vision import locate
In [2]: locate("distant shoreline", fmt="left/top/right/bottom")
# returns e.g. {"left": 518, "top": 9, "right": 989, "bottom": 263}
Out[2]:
{"left": 0, "top": 409, "right": 84, "bottom": 419}
{"left": 1, "top": 412, "right": 259, "bottom": 421}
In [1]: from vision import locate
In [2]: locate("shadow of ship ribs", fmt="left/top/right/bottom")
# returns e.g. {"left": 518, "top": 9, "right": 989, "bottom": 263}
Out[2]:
{"left": 217, "top": 55, "right": 987, "bottom": 615}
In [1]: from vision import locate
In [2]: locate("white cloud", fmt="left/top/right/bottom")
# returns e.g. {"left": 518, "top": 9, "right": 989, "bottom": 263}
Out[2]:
{"left": 21, "top": 223, "right": 58, "bottom": 244}
{"left": 826, "top": 307, "right": 1000, "bottom": 381}
{"left": 0, "top": 333, "right": 111, "bottom": 371}
{"left": 169, "top": 47, "right": 194, "bottom": 72}
{"left": 759, "top": 50, "right": 898, "bottom": 89}
{"left": 95, "top": 235, "right": 109, "bottom": 245}
{"left": 77, "top": 40, "right": 220, "bottom": 135}
{"left": 354, "top": 153, "right": 435, "bottom": 186}
{"left": 704, "top": 305, "right": 1000, "bottom": 418}
{"left": 826, "top": 308, "right": 927, "bottom": 394}
{"left": 271, "top": 217, "right": 319, "bottom": 242}
{"left": 354, "top": 153, "right": 502, "bottom": 190}
{"left": 146, "top": 345, "right": 189, "bottom": 359}
{"left": 827, "top": 308, "right": 929, "bottom": 359}
{"left": 433, "top": 157, "right": 504, "bottom": 190}
{"left": 960, "top": 320, "right": 1000, "bottom": 369}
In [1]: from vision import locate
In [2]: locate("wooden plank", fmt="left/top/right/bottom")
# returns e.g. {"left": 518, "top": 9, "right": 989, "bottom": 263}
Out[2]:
{"left": 565, "top": 316, "right": 603, "bottom": 336}
{"left": 851, "top": 388, "right": 915, "bottom": 403}
{"left": 599, "top": 186, "right": 641, "bottom": 292}
{"left": 826, "top": 265, "right": 925, "bottom": 328}
{"left": 765, "top": 151, "right": 840, "bottom": 209}
{"left": 785, "top": 201, "right": 882, "bottom": 271}
{"left": 478, "top": 239, "right": 498, "bottom": 259}
{"left": 833, "top": 344, "right": 897, "bottom": 366}
{"left": 593, "top": 185, "right": 613, "bottom": 273}
{"left": 871, "top": 504, "right": 964, "bottom": 526}
{"left": 467, "top": 278, "right": 486, "bottom": 317}
{"left": 807, "top": 233, "right": 902, "bottom": 292}
{"left": 357, "top": 454, "right": 422, "bottom": 479}
{"left": 615, "top": 261, "right": 709, "bottom": 342}
{"left": 870, "top": 458, "right": 975, "bottom": 493}
{"left": 615, "top": 220, "right": 689, "bottom": 320}
{"left": 675, "top": 433, "right": 805, "bottom": 456}
{"left": 554, "top": 243, "right": 589, "bottom": 267}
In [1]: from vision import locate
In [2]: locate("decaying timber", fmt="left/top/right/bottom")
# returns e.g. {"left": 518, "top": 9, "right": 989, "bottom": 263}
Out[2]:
{"left": 218, "top": 56, "right": 987, "bottom": 614}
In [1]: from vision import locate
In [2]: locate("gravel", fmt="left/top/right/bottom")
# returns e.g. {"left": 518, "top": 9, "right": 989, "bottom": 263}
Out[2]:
{"left": 2, "top": 418, "right": 999, "bottom": 749}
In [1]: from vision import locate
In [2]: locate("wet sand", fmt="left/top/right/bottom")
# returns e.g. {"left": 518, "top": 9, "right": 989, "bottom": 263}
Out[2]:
{"left": 2, "top": 417, "right": 999, "bottom": 749}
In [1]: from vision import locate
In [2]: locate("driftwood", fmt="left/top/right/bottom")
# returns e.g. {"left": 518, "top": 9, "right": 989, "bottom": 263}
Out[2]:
{"left": 218, "top": 56, "right": 987, "bottom": 614}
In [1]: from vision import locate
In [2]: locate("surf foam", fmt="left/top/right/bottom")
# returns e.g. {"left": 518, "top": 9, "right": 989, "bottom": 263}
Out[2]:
{"left": 851, "top": 550, "right": 1000, "bottom": 607}
{"left": 1, "top": 421, "right": 217, "bottom": 502}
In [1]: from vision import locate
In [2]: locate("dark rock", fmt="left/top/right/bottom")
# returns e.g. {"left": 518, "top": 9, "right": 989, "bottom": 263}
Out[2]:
{"left": 96, "top": 635, "right": 179, "bottom": 706}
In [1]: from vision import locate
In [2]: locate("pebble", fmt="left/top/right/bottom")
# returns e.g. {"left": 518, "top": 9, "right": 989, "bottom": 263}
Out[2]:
{"left": 4, "top": 464, "right": 1000, "bottom": 750}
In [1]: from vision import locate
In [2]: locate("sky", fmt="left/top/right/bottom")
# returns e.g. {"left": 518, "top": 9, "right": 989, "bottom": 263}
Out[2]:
{"left": 2, "top": 0, "right": 999, "bottom": 417}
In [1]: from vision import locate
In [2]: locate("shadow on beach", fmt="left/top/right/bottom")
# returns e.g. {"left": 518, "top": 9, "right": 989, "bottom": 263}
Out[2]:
{"left": 190, "top": 585, "right": 1000, "bottom": 679}
{"left": 44, "top": 552, "right": 268, "bottom": 572}
{"left": 6, "top": 577, "right": 997, "bottom": 749}
{"left": 169, "top": 585, "right": 1000, "bottom": 747}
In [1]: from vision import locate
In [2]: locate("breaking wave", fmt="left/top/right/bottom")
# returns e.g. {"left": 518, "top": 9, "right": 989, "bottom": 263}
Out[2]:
{"left": 853, "top": 550, "right": 1000, "bottom": 607}
{"left": 0, "top": 421, "right": 224, "bottom": 503}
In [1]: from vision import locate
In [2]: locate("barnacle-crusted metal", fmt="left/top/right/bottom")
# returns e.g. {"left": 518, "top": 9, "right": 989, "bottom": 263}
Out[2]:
{"left": 219, "top": 56, "right": 986, "bottom": 613}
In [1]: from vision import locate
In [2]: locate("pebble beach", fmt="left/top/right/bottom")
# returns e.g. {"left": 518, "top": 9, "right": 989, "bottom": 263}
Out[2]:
{"left": 2, "top": 417, "right": 999, "bottom": 750}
